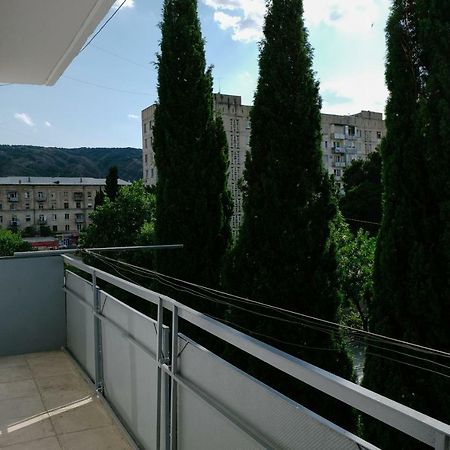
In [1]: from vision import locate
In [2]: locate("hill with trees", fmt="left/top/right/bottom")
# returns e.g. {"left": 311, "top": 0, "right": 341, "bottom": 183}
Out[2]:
{"left": 0, "top": 145, "right": 142, "bottom": 181}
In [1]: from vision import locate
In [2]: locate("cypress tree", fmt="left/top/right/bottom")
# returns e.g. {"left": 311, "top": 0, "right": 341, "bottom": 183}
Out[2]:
{"left": 153, "top": 0, "right": 231, "bottom": 299}
{"left": 225, "top": 0, "right": 355, "bottom": 429}
{"left": 363, "top": 2, "right": 450, "bottom": 447}
{"left": 105, "top": 166, "right": 119, "bottom": 201}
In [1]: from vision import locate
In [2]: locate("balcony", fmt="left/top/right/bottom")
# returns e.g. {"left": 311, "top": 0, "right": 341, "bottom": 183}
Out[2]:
{"left": 9, "top": 219, "right": 20, "bottom": 227}
{"left": 75, "top": 214, "right": 85, "bottom": 223}
{"left": 7, "top": 192, "right": 19, "bottom": 202}
{"left": 332, "top": 146, "right": 346, "bottom": 154}
{"left": 38, "top": 216, "right": 47, "bottom": 225}
{"left": 332, "top": 132, "right": 346, "bottom": 140}
{"left": 0, "top": 253, "right": 449, "bottom": 450}
{"left": 73, "top": 193, "right": 84, "bottom": 201}
{"left": 36, "top": 193, "right": 47, "bottom": 202}
{"left": 334, "top": 161, "right": 347, "bottom": 168}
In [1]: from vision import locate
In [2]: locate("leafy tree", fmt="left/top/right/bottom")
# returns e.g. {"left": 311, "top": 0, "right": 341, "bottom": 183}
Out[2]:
{"left": 94, "top": 189, "right": 105, "bottom": 209}
{"left": 0, "top": 229, "right": 32, "bottom": 256}
{"left": 81, "top": 181, "right": 155, "bottom": 250}
{"left": 225, "top": 0, "right": 355, "bottom": 430}
{"left": 363, "top": 2, "right": 450, "bottom": 447}
{"left": 340, "top": 151, "right": 382, "bottom": 235}
{"left": 153, "top": 0, "right": 231, "bottom": 304}
{"left": 332, "top": 213, "right": 376, "bottom": 331}
{"left": 105, "top": 166, "right": 119, "bottom": 201}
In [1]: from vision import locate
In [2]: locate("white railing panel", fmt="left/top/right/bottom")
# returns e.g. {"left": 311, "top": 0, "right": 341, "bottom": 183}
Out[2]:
{"left": 176, "top": 336, "right": 377, "bottom": 450}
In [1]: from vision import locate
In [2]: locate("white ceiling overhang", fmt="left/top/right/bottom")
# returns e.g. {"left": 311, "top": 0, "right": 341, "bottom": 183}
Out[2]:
{"left": 0, "top": 0, "right": 117, "bottom": 85}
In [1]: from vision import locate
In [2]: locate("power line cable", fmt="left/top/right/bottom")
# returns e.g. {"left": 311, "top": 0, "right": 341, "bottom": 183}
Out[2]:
{"left": 344, "top": 217, "right": 381, "bottom": 226}
{"left": 91, "top": 44, "right": 151, "bottom": 70}
{"left": 62, "top": 75, "right": 151, "bottom": 96}
{"left": 79, "top": 0, "right": 127, "bottom": 54}
{"left": 84, "top": 251, "right": 450, "bottom": 379}
{"left": 84, "top": 250, "right": 450, "bottom": 361}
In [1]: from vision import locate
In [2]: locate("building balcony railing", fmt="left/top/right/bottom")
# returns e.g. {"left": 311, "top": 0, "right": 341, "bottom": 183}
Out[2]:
{"left": 0, "top": 252, "right": 449, "bottom": 450}
{"left": 333, "top": 161, "right": 347, "bottom": 168}
{"left": 332, "top": 132, "right": 346, "bottom": 140}
{"left": 75, "top": 214, "right": 85, "bottom": 223}
{"left": 332, "top": 146, "right": 346, "bottom": 154}
{"left": 7, "top": 192, "right": 19, "bottom": 202}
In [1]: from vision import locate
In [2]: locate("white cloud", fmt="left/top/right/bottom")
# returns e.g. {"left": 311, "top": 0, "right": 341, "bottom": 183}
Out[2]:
{"left": 14, "top": 113, "right": 35, "bottom": 127}
{"left": 45, "top": 121, "right": 52, "bottom": 128}
{"left": 203, "top": 0, "right": 389, "bottom": 42}
{"left": 320, "top": 66, "right": 388, "bottom": 115}
{"left": 113, "top": 0, "right": 135, "bottom": 9}
{"left": 304, "top": 0, "right": 389, "bottom": 34}
{"left": 128, "top": 113, "right": 139, "bottom": 120}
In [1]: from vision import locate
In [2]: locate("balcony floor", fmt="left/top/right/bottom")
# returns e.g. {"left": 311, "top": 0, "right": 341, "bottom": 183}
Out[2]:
{"left": 0, "top": 351, "right": 133, "bottom": 450}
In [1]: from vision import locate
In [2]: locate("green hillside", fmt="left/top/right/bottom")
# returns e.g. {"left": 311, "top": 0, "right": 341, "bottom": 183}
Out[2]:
{"left": 0, "top": 145, "right": 142, "bottom": 181}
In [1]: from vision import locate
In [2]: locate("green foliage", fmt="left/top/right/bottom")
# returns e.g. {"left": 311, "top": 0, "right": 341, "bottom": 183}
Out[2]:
{"left": 332, "top": 212, "right": 376, "bottom": 331}
{"left": 94, "top": 189, "right": 105, "bottom": 209}
{"left": 105, "top": 166, "right": 119, "bottom": 201}
{"left": 225, "top": 0, "right": 355, "bottom": 430}
{"left": 0, "top": 145, "right": 141, "bottom": 180}
{"left": 340, "top": 151, "right": 382, "bottom": 235}
{"left": 22, "top": 226, "right": 37, "bottom": 238}
{"left": 153, "top": 0, "right": 231, "bottom": 303}
{"left": 80, "top": 181, "right": 155, "bottom": 250}
{"left": 363, "top": 2, "right": 450, "bottom": 447}
{"left": 0, "top": 229, "right": 32, "bottom": 256}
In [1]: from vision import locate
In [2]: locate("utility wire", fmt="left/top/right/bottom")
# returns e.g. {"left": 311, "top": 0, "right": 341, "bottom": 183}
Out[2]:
{"left": 344, "top": 217, "right": 381, "bottom": 227}
{"left": 84, "top": 250, "right": 450, "bottom": 361}
{"left": 63, "top": 75, "right": 151, "bottom": 96}
{"left": 91, "top": 44, "right": 151, "bottom": 70}
{"left": 84, "top": 251, "right": 450, "bottom": 379}
{"left": 79, "top": 0, "right": 127, "bottom": 53}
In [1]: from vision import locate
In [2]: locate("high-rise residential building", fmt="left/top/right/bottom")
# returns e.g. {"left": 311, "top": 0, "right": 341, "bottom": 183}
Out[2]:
{"left": 0, "top": 176, "right": 129, "bottom": 244}
{"left": 142, "top": 96, "right": 385, "bottom": 234}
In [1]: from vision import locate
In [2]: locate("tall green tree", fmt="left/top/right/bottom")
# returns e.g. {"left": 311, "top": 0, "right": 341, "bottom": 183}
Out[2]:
{"left": 340, "top": 151, "right": 382, "bottom": 235}
{"left": 363, "top": 2, "right": 450, "bottom": 447}
{"left": 105, "top": 166, "right": 119, "bottom": 201}
{"left": 0, "top": 229, "right": 32, "bottom": 256}
{"left": 153, "top": 0, "right": 231, "bottom": 300}
{"left": 225, "top": 0, "right": 355, "bottom": 429}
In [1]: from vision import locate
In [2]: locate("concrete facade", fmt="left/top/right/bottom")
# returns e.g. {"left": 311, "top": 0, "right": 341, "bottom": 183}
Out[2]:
{"left": 142, "top": 95, "right": 385, "bottom": 234}
{"left": 0, "top": 177, "right": 129, "bottom": 240}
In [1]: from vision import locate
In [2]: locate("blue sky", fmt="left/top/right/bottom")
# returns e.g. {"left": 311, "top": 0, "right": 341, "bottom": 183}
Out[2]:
{"left": 0, "top": 0, "right": 390, "bottom": 149}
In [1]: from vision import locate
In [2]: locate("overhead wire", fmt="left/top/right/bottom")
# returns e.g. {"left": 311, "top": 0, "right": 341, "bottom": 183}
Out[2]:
{"left": 82, "top": 251, "right": 450, "bottom": 379}
{"left": 83, "top": 250, "right": 450, "bottom": 371}
{"left": 79, "top": 0, "right": 128, "bottom": 54}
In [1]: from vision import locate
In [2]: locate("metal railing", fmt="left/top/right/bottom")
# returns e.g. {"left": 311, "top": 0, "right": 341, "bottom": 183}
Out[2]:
{"left": 62, "top": 254, "right": 450, "bottom": 450}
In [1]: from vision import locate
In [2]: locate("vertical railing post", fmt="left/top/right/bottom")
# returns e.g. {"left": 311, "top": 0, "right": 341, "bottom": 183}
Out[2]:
{"left": 92, "top": 271, "right": 103, "bottom": 393}
{"left": 170, "top": 305, "right": 178, "bottom": 450}
{"left": 434, "top": 433, "right": 450, "bottom": 450}
{"left": 156, "top": 297, "right": 163, "bottom": 450}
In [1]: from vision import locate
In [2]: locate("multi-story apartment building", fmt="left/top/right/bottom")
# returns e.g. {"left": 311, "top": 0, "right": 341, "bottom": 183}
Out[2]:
{"left": 321, "top": 111, "right": 386, "bottom": 185}
{"left": 0, "top": 177, "right": 129, "bottom": 240}
{"left": 142, "top": 95, "right": 385, "bottom": 234}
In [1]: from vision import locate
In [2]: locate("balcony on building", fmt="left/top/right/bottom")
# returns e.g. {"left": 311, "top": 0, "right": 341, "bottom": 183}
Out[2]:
{"left": 7, "top": 191, "right": 19, "bottom": 202}
{"left": 73, "top": 192, "right": 84, "bottom": 202}
{"left": 75, "top": 214, "right": 85, "bottom": 223}
{"left": 334, "top": 161, "right": 347, "bottom": 168}
{"left": 0, "top": 252, "right": 449, "bottom": 450}
{"left": 9, "top": 218, "right": 20, "bottom": 227}
{"left": 332, "top": 146, "right": 346, "bottom": 154}
{"left": 38, "top": 216, "right": 47, "bottom": 225}
{"left": 36, "top": 192, "right": 47, "bottom": 202}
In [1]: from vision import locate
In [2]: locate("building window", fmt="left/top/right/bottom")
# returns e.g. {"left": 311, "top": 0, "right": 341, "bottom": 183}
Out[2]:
{"left": 24, "top": 192, "right": 30, "bottom": 199}
{"left": 51, "top": 193, "right": 56, "bottom": 199}
{"left": 10, "top": 203, "right": 16, "bottom": 210}
{"left": 76, "top": 202, "right": 81, "bottom": 209}
{"left": 64, "top": 191, "right": 68, "bottom": 197}
{"left": 53, "top": 225, "right": 58, "bottom": 232}
{"left": 26, "top": 215, "right": 31, "bottom": 222}
{"left": 325, "top": 141, "right": 328, "bottom": 149}
{"left": 0, "top": 203, "right": 2, "bottom": 210}
{"left": 64, "top": 202, "right": 69, "bottom": 209}
{"left": 151, "top": 168, "right": 154, "bottom": 178}
{"left": 87, "top": 192, "right": 92, "bottom": 198}
{"left": 38, "top": 204, "right": 44, "bottom": 210}
{"left": 145, "top": 154, "right": 148, "bottom": 163}
{"left": 65, "top": 225, "right": 70, "bottom": 231}
{"left": 144, "top": 123, "right": 147, "bottom": 133}
{"left": 87, "top": 203, "right": 93, "bottom": 208}
{"left": 1, "top": 216, "right": 3, "bottom": 223}
{"left": 53, "top": 214, "right": 57, "bottom": 221}
{"left": 25, "top": 203, "right": 29, "bottom": 210}
{"left": 65, "top": 213, "right": 70, "bottom": 220}
{"left": 377, "top": 131, "right": 382, "bottom": 139}
{"left": 77, "top": 223, "right": 82, "bottom": 231}
{"left": 145, "top": 138, "right": 148, "bottom": 149}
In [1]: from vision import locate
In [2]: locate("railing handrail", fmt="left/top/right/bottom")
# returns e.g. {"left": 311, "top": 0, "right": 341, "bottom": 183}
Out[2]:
{"left": 62, "top": 254, "right": 450, "bottom": 449}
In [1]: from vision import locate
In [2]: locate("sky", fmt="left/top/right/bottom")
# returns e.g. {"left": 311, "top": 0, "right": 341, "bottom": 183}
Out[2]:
{"left": 0, "top": 0, "right": 390, "bottom": 149}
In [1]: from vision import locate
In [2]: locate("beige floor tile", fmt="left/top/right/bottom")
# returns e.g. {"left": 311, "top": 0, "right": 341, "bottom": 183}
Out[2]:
{"left": 26, "top": 355, "right": 76, "bottom": 379}
{"left": 49, "top": 396, "right": 113, "bottom": 435}
{"left": 0, "top": 356, "right": 27, "bottom": 369}
{"left": 59, "top": 426, "right": 132, "bottom": 450}
{"left": 0, "top": 366, "right": 33, "bottom": 384}
{"left": 35, "top": 373, "right": 91, "bottom": 410}
{"left": 0, "top": 396, "right": 55, "bottom": 447}
{"left": 0, "top": 380, "right": 38, "bottom": 402}
{"left": 1, "top": 436, "right": 61, "bottom": 450}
